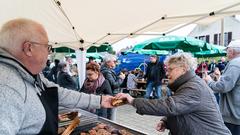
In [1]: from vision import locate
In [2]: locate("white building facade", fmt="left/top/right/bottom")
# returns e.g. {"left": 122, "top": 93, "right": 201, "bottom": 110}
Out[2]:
{"left": 188, "top": 16, "right": 240, "bottom": 46}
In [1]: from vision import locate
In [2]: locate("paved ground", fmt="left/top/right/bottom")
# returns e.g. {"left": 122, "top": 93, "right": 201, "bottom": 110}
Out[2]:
{"left": 116, "top": 105, "right": 169, "bottom": 135}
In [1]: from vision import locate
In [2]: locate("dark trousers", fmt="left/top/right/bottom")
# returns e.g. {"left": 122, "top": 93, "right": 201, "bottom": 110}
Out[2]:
{"left": 225, "top": 122, "right": 240, "bottom": 135}
{"left": 96, "top": 108, "right": 108, "bottom": 118}
{"left": 107, "top": 108, "right": 113, "bottom": 120}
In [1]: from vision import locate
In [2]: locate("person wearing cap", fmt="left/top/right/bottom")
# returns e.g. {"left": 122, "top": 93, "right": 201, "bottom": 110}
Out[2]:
{"left": 144, "top": 54, "right": 165, "bottom": 99}
{"left": 204, "top": 39, "right": 240, "bottom": 135}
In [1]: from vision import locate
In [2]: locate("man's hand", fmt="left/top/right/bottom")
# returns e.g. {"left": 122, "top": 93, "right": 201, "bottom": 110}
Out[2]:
{"left": 101, "top": 95, "right": 114, "bottom": 108}
{"left": 155, "top": 120, "right": 166, "bottom": 132}
{"left": 115, "top": 93, "right": 134, "bottom": 104}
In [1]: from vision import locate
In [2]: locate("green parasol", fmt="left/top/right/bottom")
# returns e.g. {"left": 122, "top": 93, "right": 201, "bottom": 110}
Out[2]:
{"left": 132, "top": 36, "right": 211, "bottom": 52}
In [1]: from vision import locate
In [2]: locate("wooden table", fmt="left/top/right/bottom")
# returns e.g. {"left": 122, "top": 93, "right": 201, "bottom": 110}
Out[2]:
{"left": 129, "top": 79, "right": 147, "bottom": 97}
{"left": 134, "top": 79, "right": 147, "bottom": 84}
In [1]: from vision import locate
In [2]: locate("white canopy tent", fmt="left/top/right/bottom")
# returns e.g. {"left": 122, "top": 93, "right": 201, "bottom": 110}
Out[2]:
{"left": 0, "top": 0, "right": 240, "bottom": 86}
{"left": 0, "top": 0, "right": 240, "bottom": 49}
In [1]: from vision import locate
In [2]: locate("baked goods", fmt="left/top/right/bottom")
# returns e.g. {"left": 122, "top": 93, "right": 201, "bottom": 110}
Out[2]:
{"left": 61, "top": 117, "right": 80, "bottom": 135}
{"left": 58, "top": 112, "right": 78, "bottom": 122}
{"left": 80, "top": 123, "right": 133, "bottom": 135}
{"left": 58, "top": 112, "right": 79, "bottom": 134}
{"left": 111, "top": 98, "right": 127, "bottom": 106}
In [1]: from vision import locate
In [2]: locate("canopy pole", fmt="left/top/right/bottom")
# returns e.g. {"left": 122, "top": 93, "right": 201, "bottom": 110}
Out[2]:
{"left": 103, "top": 9, "right": 240, "bottom": 44}
{"left": 133, "top": 2, "right": 240, "bottom": 35}
{"left": 104, "top": 10, "right": 240, "bottom": 37}
{"left": 53, "top": 0, "right": 84, "bottom": 42}
{"left": 94, "top": 34, "right": 110, "bottom": 43}
{"left": 165, "top": 3, "right": 240, "bottom": 35}
{"left": 75, "top": 48, "right": 87, "bottom": 88}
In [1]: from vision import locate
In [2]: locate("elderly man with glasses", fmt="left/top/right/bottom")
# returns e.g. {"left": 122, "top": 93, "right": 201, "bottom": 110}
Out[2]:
{"left": 204, "top": 40, "right": 240, "bottom": 135}
{"left": 0, "top": 18, "right": 113, "bottom": 134}
{"left": 116, "top": 52, "right": 231, "bottom": 135}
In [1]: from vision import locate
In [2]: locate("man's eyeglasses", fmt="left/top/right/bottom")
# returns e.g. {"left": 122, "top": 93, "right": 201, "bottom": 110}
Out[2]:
{"left": 28, "top": 41, "right": 53, "bottom": 52}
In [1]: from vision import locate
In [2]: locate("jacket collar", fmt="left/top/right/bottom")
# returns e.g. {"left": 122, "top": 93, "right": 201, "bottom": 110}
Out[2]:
{"left": 0, "top": 48, "right": 36, "bottom": 85}
{"left": 168, "top": 70, "right": 196, "bottom": 92}
{"left": 101, "top": 64, "right": 114, "bottom": 72}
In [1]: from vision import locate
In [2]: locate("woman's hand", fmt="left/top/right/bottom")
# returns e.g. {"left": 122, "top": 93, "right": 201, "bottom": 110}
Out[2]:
{"left": 115, "top": 93, "right": 134, "bottom": 104}
{"left": 155, "top": 120, "right": 166, "bottom": 132}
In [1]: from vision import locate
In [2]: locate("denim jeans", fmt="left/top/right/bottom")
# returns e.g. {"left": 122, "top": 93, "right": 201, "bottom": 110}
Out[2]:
{"left": 145, "top": 81, "right": 161, "bottom": 99}
{"left": 225, "top": 122, "right": 240, "bottom": 135}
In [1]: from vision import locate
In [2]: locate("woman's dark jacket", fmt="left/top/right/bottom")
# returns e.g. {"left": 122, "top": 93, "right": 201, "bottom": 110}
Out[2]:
{"left": 100, "top": 65, "right": 123, "bottom": 92}
{"left": 57, "top": 71, "right": 77, "bottom": 90}
{"left": 132, "top": 70, "right": 231, "bottom": 135}
{"left": 80, "top": 80, "right": 112, "bottom": 95}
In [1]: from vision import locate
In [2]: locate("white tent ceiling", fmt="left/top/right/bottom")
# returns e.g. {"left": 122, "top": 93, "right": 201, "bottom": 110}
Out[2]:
{"left": 0, "top": 0, "right": 240, "bottom": 49}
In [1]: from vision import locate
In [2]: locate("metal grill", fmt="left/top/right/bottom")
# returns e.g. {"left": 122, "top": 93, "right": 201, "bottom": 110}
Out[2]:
{"left": 78, "top": 110, "right": 98, "bottom": 127}
{"left": 70, "top": 109, "right": 147, "bottom": 135}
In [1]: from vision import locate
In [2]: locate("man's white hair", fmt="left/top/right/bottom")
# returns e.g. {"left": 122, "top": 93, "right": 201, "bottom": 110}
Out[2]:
{"left": 103, "top": 54, "right": 117, "bottom": 63}
{"left": 232, "top": 47, "right": 240, "bottom": 54}
{"left": 0, "top": 18, "right": 45, "bottom": 53}
{"left": 164, "top": 52, "right": 197, "bottom": 71}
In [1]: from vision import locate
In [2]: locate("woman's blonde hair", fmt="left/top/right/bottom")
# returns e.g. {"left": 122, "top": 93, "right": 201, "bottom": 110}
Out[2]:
{"left": 164, "top": 52, "right": 197, "bottom": 71}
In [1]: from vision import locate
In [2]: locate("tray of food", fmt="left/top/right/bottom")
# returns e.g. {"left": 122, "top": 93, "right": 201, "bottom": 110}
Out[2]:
{"left": 58, "top": 111, "right": 80, "bottom": 127}
{"left": 58, "top": 102, "right": 147, "bottom": 135}
{"left": 76, "top": 122, "right": 133, "bottom": 135}
{"left": 69, "top": 110, "right": 147, "bottom": 135}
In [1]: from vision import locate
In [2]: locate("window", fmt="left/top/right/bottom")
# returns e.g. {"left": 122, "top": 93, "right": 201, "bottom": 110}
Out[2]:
{"left": 206, "top": 35, "right": 210, "bottom": 43}
{"left": 218, "top": 33, "right": 221, "bottom": 45}
{"left": 213, "top": 32, "right": 232, "bottom": 46}
{"left": 198, "top": 35, "right": 210, "bottom": 43}
{"left": 214, "top": 34, "right": 218, "bottom": 44}
{"left": 223, "top": 32, "right": 232, "bottom": 46}
{"left": 224, "top": 33, "right": 228, "bottom": 46}
{"left": 199, "top": 36, "right": 205, "bottom": 41}
{"left": 227, "top": 32, "right": 232, "bottom": 45}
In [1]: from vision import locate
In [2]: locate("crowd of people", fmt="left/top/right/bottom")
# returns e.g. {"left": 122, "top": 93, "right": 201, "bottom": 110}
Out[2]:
{"left": 195, "top": 57, "right": 227, "bottom": 77}
{"left": 42, "top": 54, "right": 124, "bottom": 121}
{"left": 0, "top": 18, "right": 240, "bottom": 135}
